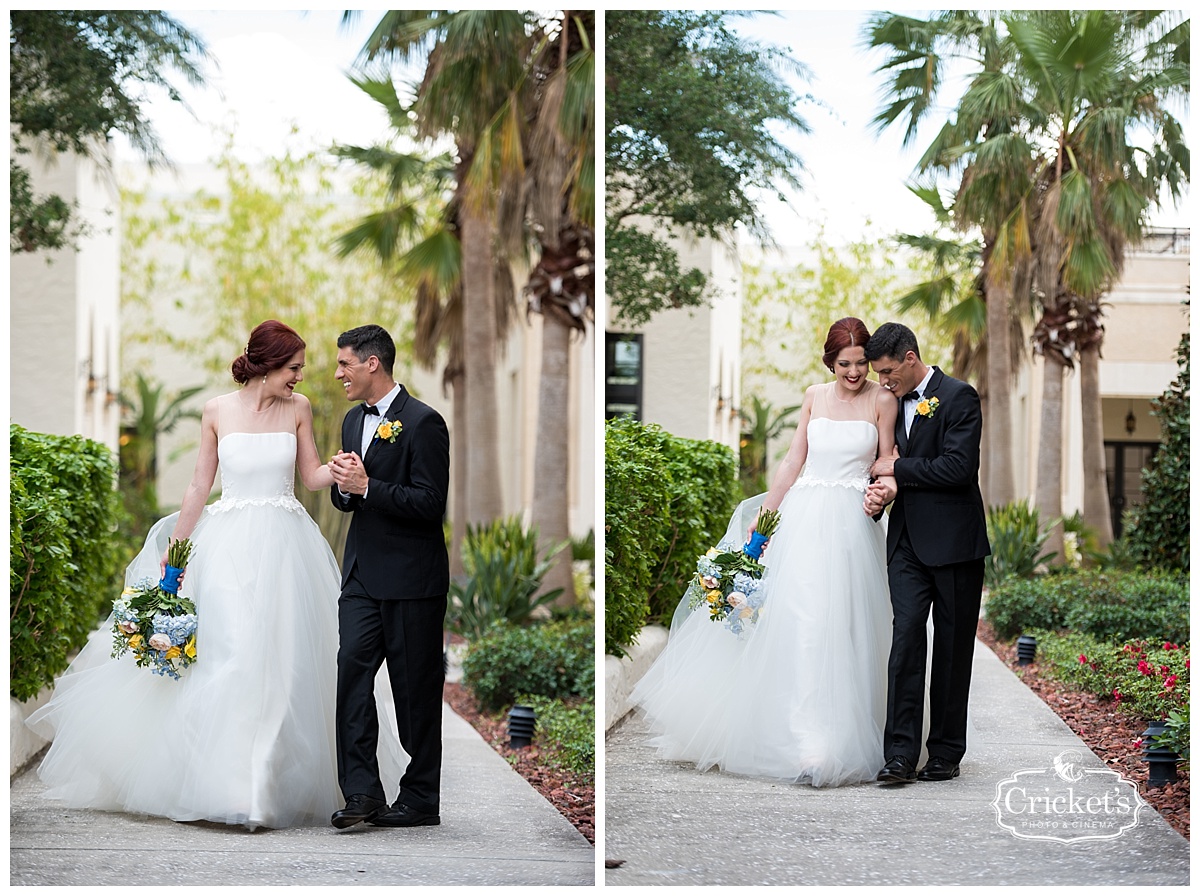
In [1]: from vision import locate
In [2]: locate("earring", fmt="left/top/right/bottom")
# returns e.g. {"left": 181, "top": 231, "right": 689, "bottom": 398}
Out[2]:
{"left": 262, "top": 375, "right": 267, "bottom": 384}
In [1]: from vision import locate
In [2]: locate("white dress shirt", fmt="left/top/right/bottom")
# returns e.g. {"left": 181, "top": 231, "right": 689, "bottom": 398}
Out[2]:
{"left": 342, "top": 383, "right": 401, "bottom": 500}
{"left": 904, "top": 367, "right": 936, "bottom": 437}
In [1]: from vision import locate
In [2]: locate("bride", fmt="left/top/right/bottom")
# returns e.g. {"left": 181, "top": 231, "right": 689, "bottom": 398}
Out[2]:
{"left": 27, "top": 320, "right": 405, "bottom": 829}
{"left": 630, "top": 317, "right": 898, "bottom": 786}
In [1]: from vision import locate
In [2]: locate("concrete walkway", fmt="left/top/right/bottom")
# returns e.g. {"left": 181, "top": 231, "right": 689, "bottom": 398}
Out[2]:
{"left": 11, "top": 704, "right": 595, "bottom": 886}
{"left": 604, "top": 639, "right": 1189, "bottom": 886}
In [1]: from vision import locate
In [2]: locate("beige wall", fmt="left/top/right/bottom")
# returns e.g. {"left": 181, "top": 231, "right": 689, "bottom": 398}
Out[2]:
{"left": 10, "top": 144, "right": 121, "bottom": 451}
{"left": 604, "top": 232, "right": 742, "bottom": 454}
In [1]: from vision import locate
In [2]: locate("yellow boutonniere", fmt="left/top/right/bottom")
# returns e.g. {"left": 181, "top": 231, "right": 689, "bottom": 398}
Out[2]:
{"left": 375, "top": 419, "right": 403, "bottom": 442}
{"left": 916, "top": 396, "right": 940, "bottom": 419}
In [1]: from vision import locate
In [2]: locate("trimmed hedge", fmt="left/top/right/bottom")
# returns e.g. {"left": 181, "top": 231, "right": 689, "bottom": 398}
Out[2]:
{"left": 984, "top": 570, "right": 1188, "bottom": 643}
{"left": 10, "top": 425, "right": 125, "bottom": 701}
{"left": 461, "top": 617, "right": 593, "bottom": 712}
{"left": 603, "top": 416, "right": 740, "bottom": 656}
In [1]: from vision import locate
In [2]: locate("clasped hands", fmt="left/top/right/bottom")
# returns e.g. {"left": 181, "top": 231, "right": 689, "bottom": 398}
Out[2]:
{"left": 330, "top": 450, "right": 369, "bottom": 495}
{"left": 863, "top": 455, "right": 898, "bottom": 518}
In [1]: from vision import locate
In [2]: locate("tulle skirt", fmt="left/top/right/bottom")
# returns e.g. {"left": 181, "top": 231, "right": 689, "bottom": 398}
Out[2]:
{"left": 630, "top": 484, "right": 893, "bottom": 787}
{"left": 27, "top": 503, "right": 407, "bottom": 829}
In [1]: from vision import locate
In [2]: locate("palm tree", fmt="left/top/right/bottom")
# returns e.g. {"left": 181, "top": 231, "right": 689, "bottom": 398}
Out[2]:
{"left": 517, "top": 12, "right": 595, "bottom": 606}
{"left": 353, "top": 11, "right": 536, "bottom": 527}
{"left": 866, "top": 10, "right": 1033, "bottom": 508}
{"left": 118, "top": 373, "right": 204, "bottom": 529}
{"left": 1007, "top": 10, "right": 1190, "bottom": 551}
{"left": 351, "top": 11, "right": 595, "bottom": 603}
{"left": 737, "top": 395, "right": 801, "bottom": 496}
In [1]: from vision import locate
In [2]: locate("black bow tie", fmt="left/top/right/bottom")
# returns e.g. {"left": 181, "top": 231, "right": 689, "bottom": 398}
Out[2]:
{"left": 901, "top": 391, "right": 921, "bottom": 403}
{"left": 363, "top": 404, "right": 380, "bottom": 416}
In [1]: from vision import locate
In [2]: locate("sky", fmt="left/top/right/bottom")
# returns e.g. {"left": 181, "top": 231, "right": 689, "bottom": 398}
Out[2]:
{"left": 114, "top": 10, "right": 400, "bottom": 169}
{"left": 123, "top": 9, "right": 1191, "bottom": 244}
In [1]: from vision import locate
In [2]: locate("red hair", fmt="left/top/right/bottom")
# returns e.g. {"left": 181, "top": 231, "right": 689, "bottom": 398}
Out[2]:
{"left": 231, "top": 320, "right": 306, "bottom": 384}
{"left": 822, "top": 317, "right": 872, "bottom": 372}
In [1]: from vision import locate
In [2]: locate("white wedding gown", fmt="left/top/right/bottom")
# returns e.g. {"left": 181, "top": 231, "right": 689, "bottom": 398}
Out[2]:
{"left": 27, "top": 397, "right": 407, "bottom": 829}
{"left": 630, "top": 383, "right": 893, "bottom": 786}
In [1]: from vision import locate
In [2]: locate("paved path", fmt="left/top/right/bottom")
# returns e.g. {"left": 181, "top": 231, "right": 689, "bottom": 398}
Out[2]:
{"left": 604, "top": 640, "right": 1189, "bottom": 886}
{"left": 11, "top": 704, "right": 594, "bottom": 886}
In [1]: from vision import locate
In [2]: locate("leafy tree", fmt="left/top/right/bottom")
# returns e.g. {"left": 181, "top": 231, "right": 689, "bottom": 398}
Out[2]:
{"left": 1123, "top": 326, "right": 1189, "bottom": 571}
{"left": 9, "top": 10, "right": 207, "bottom": 253}
{"left": 606, "top": 10, "right": 809, "bottom": 326}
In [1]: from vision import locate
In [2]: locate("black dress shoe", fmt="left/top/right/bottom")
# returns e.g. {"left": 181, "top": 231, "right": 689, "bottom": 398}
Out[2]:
{"left": 876, "top": 756, "right": 917, "bottom": 784}
{"left": 369, "top": 801, "right": 441, "bottom": 827}
{"left": 917, "top": 757, "right": 961, "bottom": 781}
{"left": 331, "top": 794, "right": 387, "bottom": 829}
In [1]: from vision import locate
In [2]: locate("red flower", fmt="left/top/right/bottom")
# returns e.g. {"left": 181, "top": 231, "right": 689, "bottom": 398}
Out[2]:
{"left": 1134, "top": 738, "right": 1144, "bottom": 749}
{"left": 1164, "top": 675, "right": 1178, "bottom": 690}
{"left": 1187, "top": 659, "right": 1191, "bottom": 670}
{"left": 1112, "top": 688, "right": 1122, "bottom": 703}
{"left": 1137, "top": 660, "right": 1153, "bottom": 676}
{"left": 1161, "top": 664, "right": 1171, "bottom": 675}
{"left": 1079, "top": 654, "right": 1088, "bottom": 665}
{"left": 1163, "top": 642, "right": 1179, "bottom": 651}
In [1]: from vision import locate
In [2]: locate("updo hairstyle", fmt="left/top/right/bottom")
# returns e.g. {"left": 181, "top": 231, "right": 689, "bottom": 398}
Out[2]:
{"left": 821, "top": 317, "right": 872, "bottom": 372}
{"left": 231, "top": 320, "right": 306, "bottom": 384}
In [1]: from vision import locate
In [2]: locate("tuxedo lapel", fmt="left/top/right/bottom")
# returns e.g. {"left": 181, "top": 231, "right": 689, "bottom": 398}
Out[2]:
{"left": 896, "top": 404, "right": 909, "bottom": 455}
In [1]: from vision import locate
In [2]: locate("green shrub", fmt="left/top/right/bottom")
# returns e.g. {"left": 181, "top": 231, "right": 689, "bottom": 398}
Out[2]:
{"left": 461, "top": 617, "right": 593, "bottom": 712}
{"left": 984, "top": 500, "right": 1056, "bottom": 589}
{"left": 519, "top": 693, "right": 595, "bottom": 780}
{"left": 603, "top": 417, "right": 671, "bottom": 657}
{"left": 1122, "top": 329, "right": 1188, "bottom": 571}
{"left": 448, "top": 515, "right": 567, "bottom": 641}
{"left": 10, "top": 425, "right": 125, "bottom": 701}
{"left": 985, "top": 570, "right": 1189, "bottom": 643}
{"left": 603, "top": 416, "right": 740, "bottom": 656}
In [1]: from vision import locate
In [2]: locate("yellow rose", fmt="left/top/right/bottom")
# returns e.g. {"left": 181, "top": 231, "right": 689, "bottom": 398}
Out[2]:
{"left": 165, "top": 646, "right": 181, "bottom": 660}
{"left": 185, "top": 636, "right": 197, "bottom": 659}
{"left": 127, "top": 634, "right": 144, "bottom": 650}
{"left": 706, "top": 589, "right": 722, "bottom": 604}
{"left": 916, "top": 400, "right": 931, "bottom": 416}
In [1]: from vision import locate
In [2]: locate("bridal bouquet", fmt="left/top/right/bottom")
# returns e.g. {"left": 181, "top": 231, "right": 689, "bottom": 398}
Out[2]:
{"left": 111, "top": 538, "right": 198, "bottom": 679}
{"left": 686, "top": 509, "right": 781, "bottom": 636}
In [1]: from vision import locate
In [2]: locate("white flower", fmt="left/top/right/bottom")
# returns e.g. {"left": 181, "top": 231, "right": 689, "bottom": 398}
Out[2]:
{"left": 148, "top": 633, "right": 172, "bottom": 651}
{"left": 727, "top": 591, "right": 747, "bottom": 610}
{"left": 118, "top": 621, "right": 139, "bottom": 634}
{"left": 701, "top": 575, "right": 719, "bottom": 590}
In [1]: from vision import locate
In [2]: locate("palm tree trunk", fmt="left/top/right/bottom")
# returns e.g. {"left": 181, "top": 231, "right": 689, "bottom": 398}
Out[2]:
{"left": 1035, "top": 353, "right": 1067, "bottom": 562}
{"left": 984, "top": 266, "right": 1015, "bottom": 507}
{"left": 448, "top": 370, "right": 468, "bottom": 578}
{"left": 459, "top": 203, "right": 505, "bottom": 525}
{"left": 1079, "top": 342, "right": 1114, "bottom": 549}
{"left": 532, "top": 313, "right": 576, "bottom": 606}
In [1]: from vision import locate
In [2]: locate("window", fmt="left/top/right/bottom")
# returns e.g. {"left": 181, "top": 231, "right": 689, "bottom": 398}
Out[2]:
{"left": 605, "top": 332, "right": 643, "bottom": 420}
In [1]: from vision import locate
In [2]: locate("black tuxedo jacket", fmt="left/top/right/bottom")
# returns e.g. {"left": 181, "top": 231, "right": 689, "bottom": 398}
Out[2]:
{"left": 888, "top": 367, "right": 990, "bottom": 567}
{"left": 331, "top": 385, "right": 450, "bottom": 599}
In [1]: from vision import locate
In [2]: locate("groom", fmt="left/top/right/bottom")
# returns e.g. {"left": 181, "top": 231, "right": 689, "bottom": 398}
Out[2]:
{"left": 328, "top": 324, "right": 450, "bottom": 828}
{"left": 863, "top": 322, "right": 990, "bottom": 784}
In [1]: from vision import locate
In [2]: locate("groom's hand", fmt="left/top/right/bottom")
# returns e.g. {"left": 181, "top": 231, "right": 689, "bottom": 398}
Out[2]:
{"left": 330, "top": 451, "right": 369, "bottom": 495}
{"left": 863, "top": 481, "right": 894, "bottom": 517}
{"left": 870, "top": 455, "right": 896, "bottom": 477}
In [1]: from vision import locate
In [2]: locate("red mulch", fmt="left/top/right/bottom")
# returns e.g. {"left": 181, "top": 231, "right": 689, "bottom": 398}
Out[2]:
{"left": 443, "top": 681, "right": 595, "bottom": 844}
{"left": 978, "top": 622, "right": 1189, "bottom": 840}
